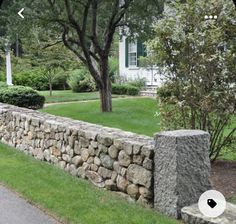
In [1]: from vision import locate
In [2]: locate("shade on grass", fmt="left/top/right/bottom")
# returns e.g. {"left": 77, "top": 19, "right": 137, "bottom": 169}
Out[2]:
{"left": 0, "top": 143, "right": 179, "bottom": 224}
{"left": 41, "top": 98, "right": 160, "bottom": 137}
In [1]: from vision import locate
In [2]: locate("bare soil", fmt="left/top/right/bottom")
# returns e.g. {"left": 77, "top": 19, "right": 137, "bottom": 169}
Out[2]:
{"left": 211, "top": 160, "right": 236, "bottom": 199}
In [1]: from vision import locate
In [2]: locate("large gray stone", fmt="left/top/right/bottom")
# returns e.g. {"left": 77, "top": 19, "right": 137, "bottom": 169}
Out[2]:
{"left": 181, "top": 203, "right": 236, "bottom": 224}
{"left": 127, "top": 164, "right": 152, "bottom": 188}
{"left": 118, "top": 150, "right": 131, "bottom": 167}
{"left": 100, "top": 153, "right": 114, "bottom": 169}
{"left": 154, "top": 130, "right": 212, "bottom": 219}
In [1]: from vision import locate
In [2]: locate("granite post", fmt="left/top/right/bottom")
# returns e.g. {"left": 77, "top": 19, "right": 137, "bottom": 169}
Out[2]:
{"left": 154, "top": 130, "right": 212, "bottom": 218}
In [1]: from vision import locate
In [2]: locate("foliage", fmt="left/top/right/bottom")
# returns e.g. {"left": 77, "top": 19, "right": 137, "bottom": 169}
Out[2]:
{"left": 128, "top": 78, "right": 146, "bottom": 89}
{"left": 13, "top": 69, "right": 48, "bottom": 91}
{"left": 109, "top": 57, "right": 119, "bottom": 83}
{"left": 148, "top": 0, "right": 236, "bottom": 161}
{"left": 156, "top": 82, "right": 179, "bottom": 101}
{"left": 0, "top": 81, "right": 8, "bottom": 89}
{"left": 67, "top": 69, "right": 96, "bottom": 93}
{"left": 52, "top": 72, "right": 70, "bottom": 90}
{"left": 0, "top": 86, "right": 45, "bottom": 109}
{"left": 112, "top": 84, "right": 139, "bottom": 96}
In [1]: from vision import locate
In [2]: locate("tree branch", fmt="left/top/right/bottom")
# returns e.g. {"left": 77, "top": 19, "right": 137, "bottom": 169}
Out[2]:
{"left": 42, "top": 40, "right": 63, "bottom": 49}
{"left": 62, "top": 26, "right": 87, "bottom": 64}
{"left": 90, "top": 0, "right": 103, "bottom": 56}
{"left": 82, "top": 0, "right": 92, "bottom": 35}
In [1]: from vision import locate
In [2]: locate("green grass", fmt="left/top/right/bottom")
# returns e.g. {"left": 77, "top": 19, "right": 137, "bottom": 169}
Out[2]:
{"left": 41, "top": 98, "right": 160, "bottom": 136}
{"left": 39, "top": 90, "right": 127, "bottom": 103}
{"left": 0, "top": 142, "right": 179, "bottom": 224}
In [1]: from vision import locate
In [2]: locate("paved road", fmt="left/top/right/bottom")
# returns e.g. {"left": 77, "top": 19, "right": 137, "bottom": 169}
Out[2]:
{"left": 0, "top": 185, "right": 60, "bottom": 224}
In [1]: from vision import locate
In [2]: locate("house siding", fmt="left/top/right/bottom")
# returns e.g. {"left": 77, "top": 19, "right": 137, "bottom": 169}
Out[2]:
{"left": 119, "top": 36, "right": 162, "bottom": 86}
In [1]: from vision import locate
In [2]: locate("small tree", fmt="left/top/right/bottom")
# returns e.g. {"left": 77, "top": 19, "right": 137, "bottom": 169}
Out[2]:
{"left": 148, "top": 0, "right": 236, "bottom": 161}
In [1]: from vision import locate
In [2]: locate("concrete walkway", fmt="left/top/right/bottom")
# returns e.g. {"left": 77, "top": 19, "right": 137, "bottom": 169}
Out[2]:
{"left": 0, "top": 185, "right": 60, "bottom": 224}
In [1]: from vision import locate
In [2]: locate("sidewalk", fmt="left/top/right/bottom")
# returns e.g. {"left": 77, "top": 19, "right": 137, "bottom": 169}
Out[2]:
{"left": 0, "top": 185, "right": 60, "bottom": 224}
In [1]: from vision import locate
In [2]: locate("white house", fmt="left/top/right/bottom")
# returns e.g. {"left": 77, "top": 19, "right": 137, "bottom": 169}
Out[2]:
{"left": 119, "top": 36, "right": 162, "bottom": 87}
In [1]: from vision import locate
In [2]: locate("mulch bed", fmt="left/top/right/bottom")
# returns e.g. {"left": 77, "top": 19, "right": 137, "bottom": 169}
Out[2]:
{"left": 210, "top": 160, "right": 236, "bottom": 199}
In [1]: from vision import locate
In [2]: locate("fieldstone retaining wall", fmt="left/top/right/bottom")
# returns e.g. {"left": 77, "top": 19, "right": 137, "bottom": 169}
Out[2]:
{"left": 0, "top": 103, "right": 212, "bottom": 219}
{"left": 0, "top": 103, "right": 154, "bottom": 205}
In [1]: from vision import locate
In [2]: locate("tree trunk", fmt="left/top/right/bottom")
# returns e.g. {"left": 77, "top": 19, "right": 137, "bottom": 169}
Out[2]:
{"left": 99, "top": 57, "right": 112, "bottom": 112}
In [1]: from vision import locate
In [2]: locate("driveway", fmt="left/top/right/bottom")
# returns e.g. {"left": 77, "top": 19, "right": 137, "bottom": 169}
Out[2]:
{"left": 0, "top": 185, "right": 60, "bottom": 224}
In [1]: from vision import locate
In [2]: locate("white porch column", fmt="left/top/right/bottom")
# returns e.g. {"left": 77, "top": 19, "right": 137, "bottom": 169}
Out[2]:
{"left": 5, "top": 44, "right": 13, "bottom": 86}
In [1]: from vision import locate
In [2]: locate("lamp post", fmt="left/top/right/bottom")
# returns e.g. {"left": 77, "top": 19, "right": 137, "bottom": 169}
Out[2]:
{"left": 5, "top": 42, "right": 13, "bottom": 86}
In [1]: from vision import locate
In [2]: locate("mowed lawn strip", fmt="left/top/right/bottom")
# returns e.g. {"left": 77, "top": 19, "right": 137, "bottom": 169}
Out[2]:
{"left": 0, "top": 143, "right": 179, "bottom": 224}
{"left": 39, "top": 90, "right": 127, "bottom": 103}
{"left": 41, "top": 98, "right": 160, "bottom": 136}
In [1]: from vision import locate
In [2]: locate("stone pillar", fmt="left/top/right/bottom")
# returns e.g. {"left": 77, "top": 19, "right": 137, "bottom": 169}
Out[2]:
{"left": 5, "top": 44, "right": 13, "bottom": 86}
{"left": 154, "top": 130, "right": 212, "bottom": 219}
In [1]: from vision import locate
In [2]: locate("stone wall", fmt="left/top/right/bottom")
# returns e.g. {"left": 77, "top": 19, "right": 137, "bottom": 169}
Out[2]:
{"left": 0, "top": 103, "right": 212, "bottom": 218}
{"left": 0, "top": 103, "right": 154, "bottom": 205}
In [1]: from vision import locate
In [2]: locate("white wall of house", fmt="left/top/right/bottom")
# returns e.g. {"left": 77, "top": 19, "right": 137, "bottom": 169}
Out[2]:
{"left": 119, "top": 36, "right": 162, "bottom": 87}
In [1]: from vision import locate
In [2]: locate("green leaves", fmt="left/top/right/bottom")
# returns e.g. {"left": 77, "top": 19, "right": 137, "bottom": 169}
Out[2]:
{"left": 150, "top": 0, "right": 236, "bottom": 161}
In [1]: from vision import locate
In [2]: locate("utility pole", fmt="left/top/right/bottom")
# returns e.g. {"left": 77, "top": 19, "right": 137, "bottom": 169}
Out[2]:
{"left": 5, "top": 42, "right": 13, "bottom": 86}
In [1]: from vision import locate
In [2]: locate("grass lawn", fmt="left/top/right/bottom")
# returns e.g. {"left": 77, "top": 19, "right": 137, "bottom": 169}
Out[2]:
{"left": 0, "top": 142, "right": 179, "bottom": 224}
{"left": 39, "top": 90, "right": 127, "bottom": 103}
{"left": 41, "top": 97, "right": 160, "bottom": 136}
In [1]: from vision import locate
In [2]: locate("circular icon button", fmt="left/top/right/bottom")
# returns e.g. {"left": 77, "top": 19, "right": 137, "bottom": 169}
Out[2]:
{"left": 198, "top": 190, "right": 226, "bottom": 218}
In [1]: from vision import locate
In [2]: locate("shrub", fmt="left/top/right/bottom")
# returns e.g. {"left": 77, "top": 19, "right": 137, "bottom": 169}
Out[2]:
{"left": 67, "top": 68, "right": 96, "bottom": 92}
{"left": 0, "top": 86, "right": 45, "bottom": 109}
{"left": 14, "top": 69, "right": 69, "bottom": 91}
{"left": 128, "top": 78, "right": 146, "bottom": 89}
{"left": 112, "top": 84, "right": 139, "bottom": 96}
{"left": 14, "top": 69, "right": 48, "bottom": 91}
{"left": 148, "top": 0, "right": 236, "bottom": 161}
{"left": 156, "top": 82, "right": 179, "bottom": 101}
{"left": 0, "top": 82, "right": 8, "bottom": 89}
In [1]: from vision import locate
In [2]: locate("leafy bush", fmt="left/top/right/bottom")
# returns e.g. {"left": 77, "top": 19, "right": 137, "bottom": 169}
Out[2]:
{"left": 67, "top": 68, "right": 96, "bottom": 92}
{"left": 14, "top": 69, "right": 48, "bottom": 91}
{"left": 0, "top": 86, "right": 45, "bottom": 109}
{"left": 148, "top": 0, "right": 236, "bottom": 161}
{"left": 0, "top": 82, "right": 8, "bottom": 89}
{"left": 52, "top": 72, "right": 70, "bottom": 90}
{"left": 14, "top": 69, "right": 69, "bottom": 91}
{"left": 156, "top": 82, "right": 179, "bottom": 101}
{"left": 128, "top": 78, "right": 146, "bottom": 89}
{"left": 112, "top": 84, "right": 139, "bottom": 96}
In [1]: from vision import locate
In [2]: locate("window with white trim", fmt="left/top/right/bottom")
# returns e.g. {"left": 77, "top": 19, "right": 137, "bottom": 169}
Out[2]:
{"left": 128, "top": 42, "right": 137, "bottom": 67}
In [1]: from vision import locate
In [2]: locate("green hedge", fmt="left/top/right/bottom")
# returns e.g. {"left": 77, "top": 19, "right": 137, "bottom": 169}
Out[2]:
{"left": 13, "top": 70, "right": 48, "bottom": 91}
{"left": 67, "top": 68, "right": 96, "bottom": 92}
{"left": 112, "top": 84, "right": 140, "bottom": 96}
{"left": 0, "top": 82, "right": 8, "bottom": 89}
{"left": 0, "top": 86, "right": 45, "bottom": 109}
